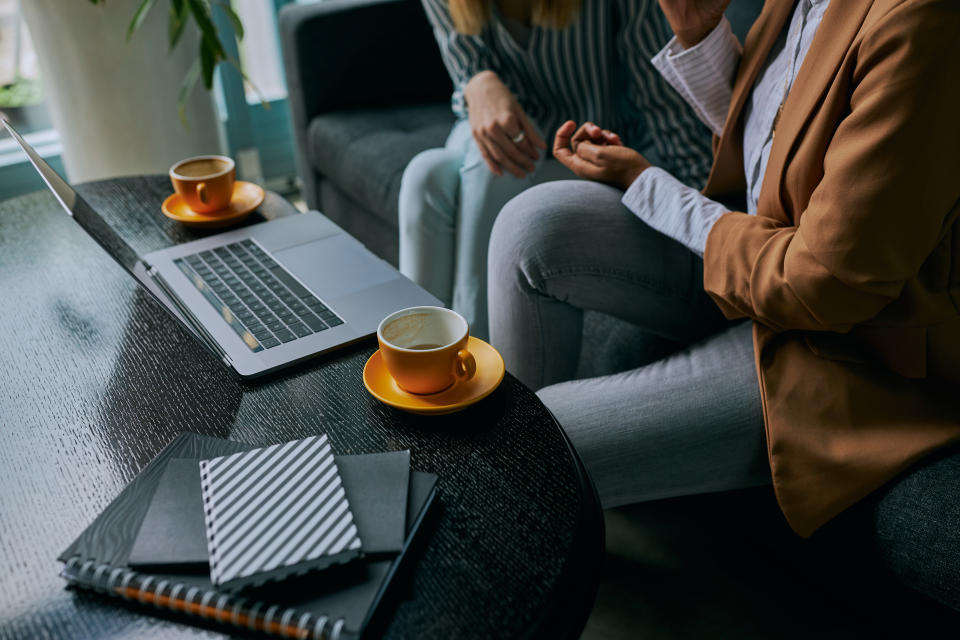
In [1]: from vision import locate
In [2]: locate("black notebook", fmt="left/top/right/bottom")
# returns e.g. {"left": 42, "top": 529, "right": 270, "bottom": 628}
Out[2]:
{"left": 59, "top": 432, "right": 438, "bottom": 640}
{"left": 128, "top": 450, "right": 412, "bottom": 570}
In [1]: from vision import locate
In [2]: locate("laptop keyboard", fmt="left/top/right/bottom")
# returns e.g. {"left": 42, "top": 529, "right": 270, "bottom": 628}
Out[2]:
{"left": 174, "top": 239, "right": 343, "bottom": 352}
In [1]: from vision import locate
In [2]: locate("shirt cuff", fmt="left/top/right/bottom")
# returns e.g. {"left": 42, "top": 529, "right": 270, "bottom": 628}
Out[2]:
{"left": 622, "top": 167, "right": 729, "bottom": 257}
{"left": 650, "top": 18, "right": 741, "bottom": 136}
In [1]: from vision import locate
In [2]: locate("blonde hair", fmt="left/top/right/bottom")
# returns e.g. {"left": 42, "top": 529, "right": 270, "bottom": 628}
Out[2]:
{"left": 448, "top": 0, "right": 581, "bottom": 35}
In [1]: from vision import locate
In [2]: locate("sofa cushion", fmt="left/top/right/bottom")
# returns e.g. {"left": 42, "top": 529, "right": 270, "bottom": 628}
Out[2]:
{"left": 858, "top": 446, "right": 960, "bottom": 610}
{"left": 307, "top": 103, "right": 455, "bottom": 228}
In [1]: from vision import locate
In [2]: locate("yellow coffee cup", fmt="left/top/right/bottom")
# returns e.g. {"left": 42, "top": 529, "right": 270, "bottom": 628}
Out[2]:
{"left": 377, "top": 306, "right": 477, "bottom": 395}
{"left": 169, "top": 155, "right": 236, "bottom": 213}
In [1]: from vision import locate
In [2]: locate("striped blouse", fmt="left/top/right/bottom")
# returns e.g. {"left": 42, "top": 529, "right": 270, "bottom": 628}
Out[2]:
{"left": 420, "top": 0, "right": 713, "bottom": 186}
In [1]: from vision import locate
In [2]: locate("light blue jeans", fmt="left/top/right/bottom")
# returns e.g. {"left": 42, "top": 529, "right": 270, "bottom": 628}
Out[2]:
{"left": 488, "top": 180, "right": 770, "bottom": 506}
{"left": 398, "top": 118, "right": 575, "bottom": 340}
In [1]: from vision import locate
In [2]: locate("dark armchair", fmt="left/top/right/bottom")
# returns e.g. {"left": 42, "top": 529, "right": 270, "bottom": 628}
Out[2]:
{"left": 280, "top": 0, "right": 455, "bottom": 266}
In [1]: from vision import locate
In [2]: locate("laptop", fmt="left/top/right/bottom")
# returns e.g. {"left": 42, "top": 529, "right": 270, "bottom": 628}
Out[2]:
{"left": 4, "top": 120, "right": 440, "bottom": 378}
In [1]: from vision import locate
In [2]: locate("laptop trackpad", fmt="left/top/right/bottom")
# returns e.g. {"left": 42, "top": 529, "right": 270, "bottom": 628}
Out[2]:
{"left": 273, "top": 236, "right": 396, "bottom": 300}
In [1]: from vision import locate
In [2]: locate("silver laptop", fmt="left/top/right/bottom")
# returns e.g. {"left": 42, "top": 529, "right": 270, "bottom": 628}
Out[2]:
{"left": 4, "top": 120, "right": 440, "bottom": 378}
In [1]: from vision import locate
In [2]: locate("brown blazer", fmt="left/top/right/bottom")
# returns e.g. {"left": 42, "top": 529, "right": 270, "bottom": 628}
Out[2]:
{"left": 701, "top": 0, "right": 960, "bottom": 536}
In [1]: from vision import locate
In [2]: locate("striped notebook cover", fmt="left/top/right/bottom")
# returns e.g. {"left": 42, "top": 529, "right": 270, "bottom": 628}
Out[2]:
{"left": 200, "top": 435, "right": 363, "bottom": 591}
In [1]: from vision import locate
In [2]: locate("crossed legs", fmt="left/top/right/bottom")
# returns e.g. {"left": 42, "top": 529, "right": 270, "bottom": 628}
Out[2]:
{"left": 488, "top": 181, "right": 770, "bottom": 506}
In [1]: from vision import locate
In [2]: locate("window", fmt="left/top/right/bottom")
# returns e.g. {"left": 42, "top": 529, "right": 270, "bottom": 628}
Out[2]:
{"left": 0, "top": 0, "right": 50, "bottom": 133}
{"left": 233, "top": 0, "right": 288, "bottom": 105}
{"left": 0, "top": 0, "right": 63, "bottom": 201}
{"left": 214, "top": 0, "right": 297, "bottom": 192}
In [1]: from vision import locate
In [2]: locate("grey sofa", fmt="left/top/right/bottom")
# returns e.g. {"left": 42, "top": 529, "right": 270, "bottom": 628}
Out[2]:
{"left": 279, "top": 0, "right": 960, "bottom": 626}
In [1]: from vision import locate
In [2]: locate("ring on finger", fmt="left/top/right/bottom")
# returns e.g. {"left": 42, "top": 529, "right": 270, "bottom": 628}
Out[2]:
{"left": 511, "top": 130, "right": 526, "bottom": 144}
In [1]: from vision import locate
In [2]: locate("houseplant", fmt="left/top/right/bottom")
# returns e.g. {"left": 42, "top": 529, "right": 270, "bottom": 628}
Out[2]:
{"left": 20, "top": 0, "right": 245, "bottom": 183}
{"left": 87, "top": 0, "right": 247, "bottom": 125}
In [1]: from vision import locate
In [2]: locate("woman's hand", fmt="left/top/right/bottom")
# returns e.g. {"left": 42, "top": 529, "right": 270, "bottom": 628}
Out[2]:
{"left": 553, "top": 121, "right": 651, "bottom": 190}
{"left": 657, "top": 0, "right": 732, "bottom": 49}
{"left": 464, "top": 71, "right": 547, "bottom": 178}
{"left": 569, "top": 121, "right": 623, "bottom": 152}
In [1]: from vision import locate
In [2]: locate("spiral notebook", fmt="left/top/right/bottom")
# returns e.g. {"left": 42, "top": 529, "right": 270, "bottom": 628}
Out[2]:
{"left": 59, "top": 432, "right": 438, "bottom": 640}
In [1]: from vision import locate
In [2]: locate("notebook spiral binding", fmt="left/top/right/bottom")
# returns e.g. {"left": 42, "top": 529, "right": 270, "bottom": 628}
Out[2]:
{"left": 61, "top": 556, "right": 346, "bottom": 640}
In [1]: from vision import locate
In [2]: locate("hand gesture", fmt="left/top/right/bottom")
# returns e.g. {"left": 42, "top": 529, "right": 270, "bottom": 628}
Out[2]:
{"left": 553, "top": 121, "right": 651, "bottom": 190}
{"left": 657, "top": 0, "right": 732, "bottom": 49}
{"left": 569, "top": 121, "right": 623, "bottom": 152}
{"left": 463, "top": 71, "right": 547, "bottom": 178}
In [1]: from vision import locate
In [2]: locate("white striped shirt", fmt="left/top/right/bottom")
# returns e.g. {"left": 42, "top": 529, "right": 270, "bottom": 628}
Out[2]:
{"left": 623, "top": 0, "right": 830, "bottom": 255}
{"left": 421, "top": 0, "right": 714, "bottom": 186}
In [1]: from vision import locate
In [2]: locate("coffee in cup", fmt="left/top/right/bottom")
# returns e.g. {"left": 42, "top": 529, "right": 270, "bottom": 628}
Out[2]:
{"left": 377, "top": 306, "right": 477, "bottom": 394}
{"left": 169, "top": 155, "right": 236, "bottom": 213}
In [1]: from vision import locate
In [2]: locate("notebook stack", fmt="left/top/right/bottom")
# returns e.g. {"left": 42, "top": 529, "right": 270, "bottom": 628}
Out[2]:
{"left": 59, "top": 433, "right": 439, "bottom": 640}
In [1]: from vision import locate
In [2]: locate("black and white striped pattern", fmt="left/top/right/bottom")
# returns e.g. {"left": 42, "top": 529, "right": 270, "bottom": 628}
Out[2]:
{"left": 200, "top": 435, "right": 362, "bottom": 591}
{"left": 421, "top": 0, "right": 713, "bottom": 187}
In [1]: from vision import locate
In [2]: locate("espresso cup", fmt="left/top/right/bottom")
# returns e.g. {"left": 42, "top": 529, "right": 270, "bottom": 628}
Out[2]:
{"left": 169, "top": 155, "right": 236, "bottom": 213}
{"left": 377, "top": 306, "right": 477, "bottom": 395}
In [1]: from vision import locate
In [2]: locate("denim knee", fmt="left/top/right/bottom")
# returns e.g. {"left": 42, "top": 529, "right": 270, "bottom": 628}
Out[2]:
{"left": 398, "top": 148, "right": 462, "bottom": 231}
{"left": 489, "top": 187, "right": 548, "bottom": 295}
{"left": 490, "top": 181, "right": 603, "bottom": 292}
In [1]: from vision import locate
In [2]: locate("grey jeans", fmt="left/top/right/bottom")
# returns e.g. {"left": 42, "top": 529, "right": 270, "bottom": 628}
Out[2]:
{"left": 488, "top": 180, "right": 770, "bottom": 507}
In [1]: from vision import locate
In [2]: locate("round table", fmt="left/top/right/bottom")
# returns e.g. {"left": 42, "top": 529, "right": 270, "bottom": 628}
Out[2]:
{"left": 0, "top": 176, "right": 603, "bottom": 639}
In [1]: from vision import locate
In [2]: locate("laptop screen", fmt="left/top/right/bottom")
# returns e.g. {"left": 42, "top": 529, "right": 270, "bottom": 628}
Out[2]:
{"left": 2, "top": 120, "right": 140, "bottom": 275}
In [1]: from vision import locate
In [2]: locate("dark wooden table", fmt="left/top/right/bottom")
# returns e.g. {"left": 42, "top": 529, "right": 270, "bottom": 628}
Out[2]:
{"left": 0, "top": 176, "right": 603, "bottom": 640}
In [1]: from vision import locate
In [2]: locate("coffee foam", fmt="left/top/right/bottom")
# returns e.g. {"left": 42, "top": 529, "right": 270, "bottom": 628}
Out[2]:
{"left": 174, "top": 158, "right": 231, "bottom": 178}
{"left": 383, "top": 313, "right": 457, "bottom": 349}
{"left": 382, "top": 313, "right": 428, "bottom": 347}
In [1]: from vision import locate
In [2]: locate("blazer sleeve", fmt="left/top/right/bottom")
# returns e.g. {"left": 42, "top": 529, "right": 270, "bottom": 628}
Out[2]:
{"left": 421, "top": 0, "right": 500, "bottom": 116}
{"left": 702, "top": 2, "right": 960, "bottom": 333}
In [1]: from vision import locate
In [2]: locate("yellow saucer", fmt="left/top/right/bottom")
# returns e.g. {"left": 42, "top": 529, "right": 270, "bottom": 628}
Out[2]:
{"left": 363, "top": 336, "right": 505, "bottom": 415}
{"left": 161, "top": 181, "right": 265, "bottom": 229}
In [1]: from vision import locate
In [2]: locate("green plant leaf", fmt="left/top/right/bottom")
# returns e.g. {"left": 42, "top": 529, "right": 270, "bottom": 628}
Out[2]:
{"left": 199, "top": 40, "right": 216, "bottom": 90}
{"left": 177, "top": 59, "right": 202, "bottom": 128}
{"left": 126, "top": 0, "right": 157, "bottom": 42}
{"left": 168, "top": 0, "right": 189, "bottom": 51}
{"left": 106, "top": 0, "right": 258, "bottom": 122}
{"left": 218, "top": 2, "right": 244, "bottom": 41}
{"left": 186, "top": 0, "right": 226, "bottom": 59}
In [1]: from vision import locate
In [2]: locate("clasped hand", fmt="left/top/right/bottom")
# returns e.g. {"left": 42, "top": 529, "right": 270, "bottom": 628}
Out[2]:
{"left": 553, "top": 121, "right": 651, "bottom": 190}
